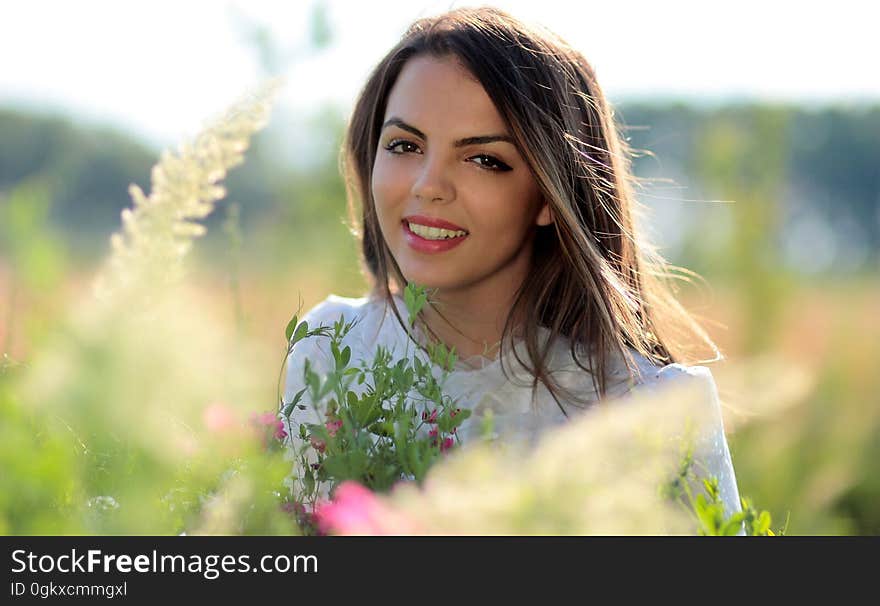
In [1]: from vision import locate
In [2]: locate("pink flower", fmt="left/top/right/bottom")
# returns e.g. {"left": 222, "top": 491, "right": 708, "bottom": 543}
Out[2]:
{"left": 274, "top": 421, "right": 288, "bottom": 440}
{"left": 426, "top": 409, "right": 438, "bottom": 424}
{"left": 310, "top": 436, "right": 326, "bottom": 453}
{"left": 249, "top": 411, "right": 288, "bottom": 446}
{"left": 325, "top": 419, "right": 343, "bottom": 438}
{"left": 440, "top": 437, "right": 454, "bottom": 453}
{"left": 428, "top": 427, "right": 438, "bottom": 439}
{"left": 312, "top": 481, "right": 418, "bottom": 535}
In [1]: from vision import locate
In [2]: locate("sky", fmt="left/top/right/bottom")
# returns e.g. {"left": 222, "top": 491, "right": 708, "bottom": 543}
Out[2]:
{"left": 1, "top": 0, "right": 877, "bottom": 149}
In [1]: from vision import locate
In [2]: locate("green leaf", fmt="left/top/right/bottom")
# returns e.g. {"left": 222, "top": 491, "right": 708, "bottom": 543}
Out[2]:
{"left": 305, "top": 369, "right": 320, "bottom": 399}
{"left": 404, "top": 284, "right": 415, "bottom": 317}
{"left": 301, "top": 460, "right": 315, "bottom": 495}
{"left": 368, "top": 421, "right": 393, "bottom": 437}
{"left": 446, "top": 347, "right": 458, "bottom": 371}
{"left": 363, "top": 402, "right": 383, "bottom": 427}
{"left": 292, "top": 320, "right": 309, "bottom": 344}
{"left": 406, "top": 443, "right": 420, "bottom": 477}
{"left": 285, "top": 314, "right": 298, "bottom": 342}
{"left": 694, "top": 494, "right": 718, "bottom": 534}
{"left": 721, "top": 513, "right": 746, "bottom": 535}
{"left": 757, "top": 511, "right": 772, "bottom": 535}
{"left": 282, "top": 388, "right": 307, "bottom": 417}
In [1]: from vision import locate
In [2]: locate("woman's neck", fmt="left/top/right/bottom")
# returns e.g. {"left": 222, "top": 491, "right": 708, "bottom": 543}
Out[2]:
{"left": 414, "top": 283, "right": 526, "bottom": 362}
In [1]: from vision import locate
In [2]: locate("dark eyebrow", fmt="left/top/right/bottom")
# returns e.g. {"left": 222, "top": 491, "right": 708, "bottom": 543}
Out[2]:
{"left": 381, "top": 117, "right": 515, "bottom": 147}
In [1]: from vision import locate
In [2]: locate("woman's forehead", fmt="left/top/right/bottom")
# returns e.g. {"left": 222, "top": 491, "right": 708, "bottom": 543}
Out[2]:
{"left": 383, "top": 55, "right": 508, "bottom": 137}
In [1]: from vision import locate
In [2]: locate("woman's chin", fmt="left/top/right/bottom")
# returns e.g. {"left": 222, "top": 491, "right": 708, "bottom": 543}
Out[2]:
{"left": 399, "top": 266, "right": 462, "bottom": 291}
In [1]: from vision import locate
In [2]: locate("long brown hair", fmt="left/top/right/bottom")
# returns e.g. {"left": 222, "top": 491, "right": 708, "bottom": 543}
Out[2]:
{"left": 340, "top": 6, "right": 719, "bottom": 412}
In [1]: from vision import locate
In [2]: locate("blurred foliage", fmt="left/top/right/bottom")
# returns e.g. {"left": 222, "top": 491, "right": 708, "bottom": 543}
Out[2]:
{"left": 0, "top": 109, "right": 155, "bottom": 261}
{"left": 0, "top": 81, "right": 300, "bottom": 536}
{"left": 621, "top": 102, "right": 880, "bottom": 263}
{"left": 0, "top": 179, "right": 68, "bottom": 355}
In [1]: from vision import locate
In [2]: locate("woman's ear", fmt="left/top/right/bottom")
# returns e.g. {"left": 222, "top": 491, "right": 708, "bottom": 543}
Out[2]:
{"left": 535, "top": 199, "right": 554, "bottom": 227}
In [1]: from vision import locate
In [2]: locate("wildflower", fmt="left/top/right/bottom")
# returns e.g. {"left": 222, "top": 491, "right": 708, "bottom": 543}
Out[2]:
{"left": 428, "top": 427, "right": 438, "bottom": 439}
{"left": 310, "top": 436, "right": 326, "bottom": 454}
{"left": 312, "top": 481, "right": 417, "bottom": 535}
{"left": 326, "top": 419, "right": 343, "bottom": 438}
{"left": 250, "top": 411, "right": 287, "bottom": 441}
{"left": 249, "top": 411, "right": 287, "bottom": 449}
{"left": 440, "top": 437, "right": 454, "bottom": 453}
{"left": 274, "top": 422, "right": 288, "bottom": 441}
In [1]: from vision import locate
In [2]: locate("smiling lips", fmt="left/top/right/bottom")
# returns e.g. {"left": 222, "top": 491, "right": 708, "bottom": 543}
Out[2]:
{"left": 403, "top": 214, "right": 467, "bottom": 232}
{"left": 402, "top": 218, "right": 469, "bottom": 253}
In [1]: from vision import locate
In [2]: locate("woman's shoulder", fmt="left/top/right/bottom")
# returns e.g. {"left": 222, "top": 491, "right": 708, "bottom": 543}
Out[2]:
{"left": 299, "top": 293, "right": 374, "bottom": 327}
{"left": 626, "top": 357, "right": 727, "bottom": 437}
{"left": 629, "top": 359, "right": 742, "bottom": 522}
{"left": 633, "top": 360, "right": 719, "bottom": 399}
{"left": 292, "top": 292, "right": 408, "bottom": 361}
{"left": 633, "top": 357, "right": 715, "bottom": 383}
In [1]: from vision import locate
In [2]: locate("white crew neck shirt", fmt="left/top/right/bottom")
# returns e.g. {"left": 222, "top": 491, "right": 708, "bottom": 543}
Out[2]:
{"left": 281, "top": 292, "right": 743, "bottom": 527}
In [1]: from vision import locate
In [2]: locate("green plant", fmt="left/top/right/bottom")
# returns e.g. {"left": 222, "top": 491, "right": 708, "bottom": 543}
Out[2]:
{"left": 279, "top": 283, "right": 472, "bottom": 533}
{"left": 662, "top": 447, "right": 784, "bottom": 536}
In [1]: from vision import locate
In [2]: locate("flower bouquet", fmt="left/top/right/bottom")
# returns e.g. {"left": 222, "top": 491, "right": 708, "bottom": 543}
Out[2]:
{"left": 278, "top": 282, "right": 474, "bottom": 533}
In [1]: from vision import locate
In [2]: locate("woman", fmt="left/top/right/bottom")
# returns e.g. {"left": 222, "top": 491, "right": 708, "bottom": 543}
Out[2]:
{"left": 283, "top": 6, "right": 742, "bottom": 526}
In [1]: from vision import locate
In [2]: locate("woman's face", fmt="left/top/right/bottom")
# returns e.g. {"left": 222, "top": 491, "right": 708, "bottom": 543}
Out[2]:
{"left": 372, "top": 54, "right": 552, "bottom": 299}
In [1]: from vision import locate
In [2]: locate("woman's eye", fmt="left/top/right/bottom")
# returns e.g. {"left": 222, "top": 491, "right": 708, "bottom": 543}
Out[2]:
{"left": 471, "top": 154, "right": 512, "bottom": 172}
{"left": 384, "top": 140, "right": 420, "bottom": 154}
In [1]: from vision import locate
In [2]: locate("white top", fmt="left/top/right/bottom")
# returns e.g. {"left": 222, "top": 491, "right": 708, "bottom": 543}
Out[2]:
{"left": 281, "top": 293, "right": 743, "bottom": 529}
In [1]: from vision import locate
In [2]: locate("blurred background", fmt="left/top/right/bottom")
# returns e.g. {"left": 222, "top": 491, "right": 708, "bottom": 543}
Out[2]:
{"left": 1, "top": 0, "right": 877, "bottom": 534}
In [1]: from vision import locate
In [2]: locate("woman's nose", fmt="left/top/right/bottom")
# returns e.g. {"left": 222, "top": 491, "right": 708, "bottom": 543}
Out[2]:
{"left": 410, "top": 155, "right": 455, "bottom": 202}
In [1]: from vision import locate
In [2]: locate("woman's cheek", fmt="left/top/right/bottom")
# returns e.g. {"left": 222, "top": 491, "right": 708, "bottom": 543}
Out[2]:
{"left": 372, "top": 160, "right": 406, "bottom": 212}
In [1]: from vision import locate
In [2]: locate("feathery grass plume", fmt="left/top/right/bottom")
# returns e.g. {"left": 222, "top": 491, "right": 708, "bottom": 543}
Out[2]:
{"left": 93, "top": 79, "right": 281, "bottom": 306}
{"left": 327, "top": 379, "right": 722, "bottom": 535}
{"left": 4, "top": 80, "right": 290, "bottom": 534}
